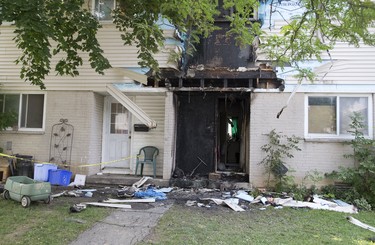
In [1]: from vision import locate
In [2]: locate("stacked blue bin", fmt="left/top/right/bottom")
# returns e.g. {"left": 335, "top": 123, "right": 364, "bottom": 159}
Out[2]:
{"left": 48, "top": 169, "right": 72, "bottom": 186}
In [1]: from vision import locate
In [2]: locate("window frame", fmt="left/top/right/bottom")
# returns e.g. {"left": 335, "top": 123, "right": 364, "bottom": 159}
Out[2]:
{"left": 0, "top": 92, "right": 46, "bottom": 132}
{"left": 304, "top": 94, "right": 373, "bottom": 140}
{"left": 92, "top": 0, "right": 116, "bottom": 22}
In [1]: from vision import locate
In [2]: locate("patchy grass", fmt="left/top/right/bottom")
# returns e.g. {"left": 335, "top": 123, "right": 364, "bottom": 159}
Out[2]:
{"left": 0, "top": 198, "right": 111, "bottom": 245}
{"left": 141, "top": 205, "right": 375, "bottom": 245}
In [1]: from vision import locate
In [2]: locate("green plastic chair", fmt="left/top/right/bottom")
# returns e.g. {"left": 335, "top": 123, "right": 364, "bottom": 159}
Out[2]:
{"left": 135, "top": 146, "right": 159, "bottom": 178}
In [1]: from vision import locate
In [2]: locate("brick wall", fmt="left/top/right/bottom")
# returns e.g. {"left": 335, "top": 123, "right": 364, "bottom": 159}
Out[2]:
{"left": 162, "top": 92, "right": 176, "bottom": 179}
{"left": 0, "top": 91, "right": 104, "bottom": 176}
{"left": 249, "top": 92, "right": 353, "bottom": 188}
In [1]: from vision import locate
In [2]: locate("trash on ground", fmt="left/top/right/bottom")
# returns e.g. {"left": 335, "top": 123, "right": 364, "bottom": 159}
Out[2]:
{"left": 185, "top": 200, "right": 211, "bottom": 208}
{"left": 103, "top": 198, "right": 156, "bottom": 203}
{"left": 333, "top": 199, "right": 351, "bottom": 207}
{"left": 222, "top": 192, "right": 231, "bottom": 198}
{"left": 132, "top": 176, "right": 152, "bottom": 189}
{"left": 276, "top": 198, "right": 358, "bottom": 214}
{"left": 260, "top": 197, "right": 268, "bottom": 205}
{"left": 84, "top": 191, "right": 93, "bottom": 197}
{"left": 156, "top": 187, "right": 173, "bottom": 193}
{"left": 83, "top": 202, "right": 131, "bottom": 209}
{"left": 134, "top": 187, "right": 167, "bottom": 200}
{"left": 200, "top": 198, "right": 224, "bottom": 205}
{"left": 347, "top": 216, "right": 375, "bottom": 232}
{"left": 234, "top": 190, "right": 254, "bottom": 202}
{"left": 68, "top": 174, "right": 86, "bottom": 187}
{"left": 117, "top": 186, "right": 137, "bottom": 198}
{"left": 78, "top": 189, "right": 97, "bottom": 198}
{"left": 66, "top": 191, "right": 82, "bottom": 197}
{"left": 51, "top": 191, "right": 67, "bottom": 198}
{"left": 225, "top": 198, "right": 239, "bottom": 205}
{"left": 198, "top": 188, "right": 217, "bottom": 193}
{"left": 77, "top": 189, "right": 97, "bottom": 193}
{"left": 185, "top": 200, "right": 196, "bottom": 207}
{"left": 70, "top": 203, "right": 87, "bottom": 213}
{"left": 312, "top": 195, "right": 337, "bottom": 207}
{"left": 224, "top": 199, "right": 245, "bottom": 212}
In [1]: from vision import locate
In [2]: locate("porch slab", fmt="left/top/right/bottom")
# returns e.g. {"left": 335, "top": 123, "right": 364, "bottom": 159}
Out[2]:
{"left": 85, "top": 174, "right": 170, "bottom": 187}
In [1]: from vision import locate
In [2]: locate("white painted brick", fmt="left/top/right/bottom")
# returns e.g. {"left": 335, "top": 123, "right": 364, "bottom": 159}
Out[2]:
{"left": 250, "top": 92, "right": 357, "bottom": 187}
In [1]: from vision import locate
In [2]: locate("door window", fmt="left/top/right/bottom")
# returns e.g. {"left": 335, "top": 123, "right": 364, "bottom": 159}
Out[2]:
{"left": 110, "top": 103, "right": 129, "bottom": 134}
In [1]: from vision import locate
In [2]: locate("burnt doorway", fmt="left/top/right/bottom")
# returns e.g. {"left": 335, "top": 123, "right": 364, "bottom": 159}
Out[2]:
{"left": 217, "top": 94, "right": 249, "bottom": 173}
{"left": 175, "top": 92, "right": 250, "bottom": 176}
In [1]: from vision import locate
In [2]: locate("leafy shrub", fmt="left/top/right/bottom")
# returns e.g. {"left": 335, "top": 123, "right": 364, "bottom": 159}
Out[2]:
{"left": 353, "top": 198, "right": 372, "bottom": 211}
{"left": 0, "top": 111, "right": 17, "bottom": 130}
{"left": 259, "top": 129, "right": 301, "bottom": 189}
{"left": 327, "top": 112, "right": 375, "bottom": 208}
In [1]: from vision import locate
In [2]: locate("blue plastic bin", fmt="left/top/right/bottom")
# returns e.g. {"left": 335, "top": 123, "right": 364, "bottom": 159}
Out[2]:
{"left": 34, "top": 163, "right": 57, "bottom": 182}
{"left": 48, "top": 169, "right": 72, "bottom": 186}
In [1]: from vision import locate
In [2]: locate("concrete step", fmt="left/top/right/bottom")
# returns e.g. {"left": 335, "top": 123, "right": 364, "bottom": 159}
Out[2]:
{"left": 85, "top": 174, "right": 170, "bottom": 187}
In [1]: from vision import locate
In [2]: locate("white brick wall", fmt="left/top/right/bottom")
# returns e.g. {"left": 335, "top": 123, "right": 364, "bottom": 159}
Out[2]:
{"left": 249, "top": 92, "right": 354, "bottom": 188}
{"left": 84, "top": 93, "right": 104, "bottom": 175}
{"left": 0, "top": 91, "right": 104, "bottom": 175}
{"left": 163, "top": 92, "right": 176, "bottom": 179}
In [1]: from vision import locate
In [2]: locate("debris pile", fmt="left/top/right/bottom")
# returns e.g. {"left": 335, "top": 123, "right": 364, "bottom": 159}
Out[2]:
{"left": 179, "top": 189, "right": 358, "bottom": 214}
{"left": 49, "top": 176, "right": 359, "bottom": 214}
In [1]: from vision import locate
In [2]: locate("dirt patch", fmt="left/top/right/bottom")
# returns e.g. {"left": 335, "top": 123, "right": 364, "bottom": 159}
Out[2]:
{"left": 3, "top": 223, "right": 34, "bottom": 241}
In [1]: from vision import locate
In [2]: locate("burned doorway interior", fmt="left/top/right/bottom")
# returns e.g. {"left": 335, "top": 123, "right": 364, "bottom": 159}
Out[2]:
{"left": 217, "top": 94, "right": 249, "bottom": 173}
{"left": 175, "top": 92, "right": 250, "bottom": 176}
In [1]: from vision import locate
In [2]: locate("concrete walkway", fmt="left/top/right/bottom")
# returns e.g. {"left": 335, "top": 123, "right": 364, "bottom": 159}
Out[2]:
{"left": 70, "top": 203, "right": 172, "bottom": 245}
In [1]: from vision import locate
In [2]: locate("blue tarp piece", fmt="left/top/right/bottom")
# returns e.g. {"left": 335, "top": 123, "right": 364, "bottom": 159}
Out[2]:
{"left": 333, "top": 199, "right": 351, "bottom": 207}
{"left": 135, "top": 187, "right": 167, "bottom": 201}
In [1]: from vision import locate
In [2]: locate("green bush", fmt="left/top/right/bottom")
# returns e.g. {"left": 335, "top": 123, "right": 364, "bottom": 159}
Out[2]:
{"left": 0, "top": 111, "right": 17, "bottom": 130}
{"left": 327, "top": 112, "right": 375, "bottom": 208}
{"left": 259, "top": 129, "right": 301, "bottom": 189}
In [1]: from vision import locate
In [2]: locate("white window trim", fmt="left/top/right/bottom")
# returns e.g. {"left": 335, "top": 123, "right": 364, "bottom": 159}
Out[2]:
{"left": 92, "top": 0, "right": 116, "bottom": 22}
{"left": 2, "top": 92, "right": 46, "bottom": 132}
{"left": 304, "top": 94, "right": 373, "bottom": 140}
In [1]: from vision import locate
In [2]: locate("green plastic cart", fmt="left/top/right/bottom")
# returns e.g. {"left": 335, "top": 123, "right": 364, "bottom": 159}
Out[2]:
{"left": 2, "top": 176, "right": 51, "bottom": 208}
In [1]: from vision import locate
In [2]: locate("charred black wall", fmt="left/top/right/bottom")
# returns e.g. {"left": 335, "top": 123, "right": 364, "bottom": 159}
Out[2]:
{"left": 189, "top": 21, "right": 254, "bottom": 69}
{"left": 176, "top": 92, "right": 216, "bottom": 175}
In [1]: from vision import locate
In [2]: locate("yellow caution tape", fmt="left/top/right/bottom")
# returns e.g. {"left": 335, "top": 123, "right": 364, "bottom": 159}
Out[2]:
{"left": 0, "top": 152, "right": 138, "bottom": 168}
{"left": 77, "top": 155, "right": 138, "bottom": 168}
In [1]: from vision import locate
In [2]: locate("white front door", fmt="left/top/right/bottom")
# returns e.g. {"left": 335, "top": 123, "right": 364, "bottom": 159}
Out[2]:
{"left": 102, "top": 96, "right": 131, "bottom": 174}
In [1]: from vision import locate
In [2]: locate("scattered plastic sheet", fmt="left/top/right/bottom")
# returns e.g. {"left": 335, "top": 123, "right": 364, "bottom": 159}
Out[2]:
{"left": 135, "top": 187, "right": 167, "bottom": 200}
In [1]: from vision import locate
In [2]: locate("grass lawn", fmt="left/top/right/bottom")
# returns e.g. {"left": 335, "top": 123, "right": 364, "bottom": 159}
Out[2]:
{"left": 0, "top": 197, "right": 111, "bottom": 245}
{"left": 1, "top": 190, "right": 375, "bottom": 245}
{"left": 141, "top": 204, "right": 375, "bottom": 245}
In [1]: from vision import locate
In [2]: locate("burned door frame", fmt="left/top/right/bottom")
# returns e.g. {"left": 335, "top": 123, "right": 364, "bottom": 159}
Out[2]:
{"left": 216, "top": 93, "right": 250, "bottom": 173}
{"left": 174, "top": 91, "right": 250, "bottom": 177}
{"left": 155, "top": 67, "right": 280, "bottom": 178}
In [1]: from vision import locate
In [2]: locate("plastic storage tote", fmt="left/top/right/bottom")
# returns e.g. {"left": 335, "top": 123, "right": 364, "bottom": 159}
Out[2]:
{"left": 34, "top": 163, "right": 57, "bottom": 182}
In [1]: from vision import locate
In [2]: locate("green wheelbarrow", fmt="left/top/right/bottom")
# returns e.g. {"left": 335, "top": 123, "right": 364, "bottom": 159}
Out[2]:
{"left": 2, "top": 176, "right": 51, "bottom": 208}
